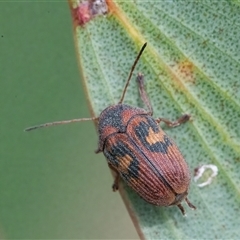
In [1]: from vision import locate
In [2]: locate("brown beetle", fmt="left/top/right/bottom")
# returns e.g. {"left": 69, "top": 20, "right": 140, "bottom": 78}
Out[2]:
{"left": 26, "top": 43, "right": 196, "bottom": 215}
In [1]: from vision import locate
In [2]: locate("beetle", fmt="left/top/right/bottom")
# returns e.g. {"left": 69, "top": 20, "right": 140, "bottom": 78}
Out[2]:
{"left": 26, "top": 43, "right": 196, "bottom": 215}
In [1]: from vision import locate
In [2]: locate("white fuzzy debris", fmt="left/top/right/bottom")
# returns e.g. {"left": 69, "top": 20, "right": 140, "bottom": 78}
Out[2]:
{"left": 194, "top": 164, "right": 218, "bottom": 188}
{"left": 91, "top": 0, "right": 108, "bottom": 15}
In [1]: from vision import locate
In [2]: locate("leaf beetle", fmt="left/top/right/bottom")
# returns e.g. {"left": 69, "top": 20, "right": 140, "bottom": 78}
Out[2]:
{"left": 26, "top": 43, "right": 196, "bottom": 215}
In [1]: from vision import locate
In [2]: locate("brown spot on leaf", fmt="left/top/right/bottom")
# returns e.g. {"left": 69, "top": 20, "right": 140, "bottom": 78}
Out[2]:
{"left": 177, "top": 59, "right": 195, "bottom": 83}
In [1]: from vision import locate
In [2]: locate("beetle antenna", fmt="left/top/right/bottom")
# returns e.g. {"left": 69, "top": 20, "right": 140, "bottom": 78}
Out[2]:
{"left": 25, "top": 117, "right": 98, "bottom": 131}
{"left": 119, "top": 42, "right": 147, "bottom": 104}
{"left": 26, "top": 43, "right": 147, "bottom": 132}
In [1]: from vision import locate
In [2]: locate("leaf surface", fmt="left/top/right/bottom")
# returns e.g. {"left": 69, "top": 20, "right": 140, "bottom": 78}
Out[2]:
{"left": 69, "top": 0, "right": 240, "bottom": 239}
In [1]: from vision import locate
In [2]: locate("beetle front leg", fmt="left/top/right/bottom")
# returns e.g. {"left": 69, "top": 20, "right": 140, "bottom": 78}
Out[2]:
{"left": 136, "top": 73, "right": 153, "bottom": 116}
{"left": 95, "top": 148, "right": 102, "bottom": 154}
{"left": 108, "top": 163, "right": 120, "bottom": 191}
{"left": 156, "top": 114, "right": 191, "bottom": 128}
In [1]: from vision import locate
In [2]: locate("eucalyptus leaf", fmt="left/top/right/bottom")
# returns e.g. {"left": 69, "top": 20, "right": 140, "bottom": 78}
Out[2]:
{"left": 69, "top": 0, "right": 240, "bottom": 239}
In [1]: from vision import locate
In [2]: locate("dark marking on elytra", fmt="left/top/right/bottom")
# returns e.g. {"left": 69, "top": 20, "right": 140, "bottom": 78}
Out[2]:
{"left": 103, "top": 140, "right": 139, "bottom": 182}
{"left": 135, "top": 116, "right": 173, "bottom": 153}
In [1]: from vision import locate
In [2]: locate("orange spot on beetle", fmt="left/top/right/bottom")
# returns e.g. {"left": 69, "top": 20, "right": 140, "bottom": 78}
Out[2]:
{"left": 145, "top": 127, "right": 166, "bottom": 145}
{"left": 117, "top": 154, "right": 134, "bottom": 173}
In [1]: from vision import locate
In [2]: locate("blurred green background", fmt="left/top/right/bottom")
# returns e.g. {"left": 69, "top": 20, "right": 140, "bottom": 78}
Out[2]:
{"left": 0, "top": 2, "right": 138, "bottom": 239}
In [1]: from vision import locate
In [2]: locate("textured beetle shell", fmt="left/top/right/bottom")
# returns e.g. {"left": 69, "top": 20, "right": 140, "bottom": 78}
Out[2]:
{"left": 97, "top": 104, "right": 147, "bottom": 151}
{"left": 98, "top": 104, "right": 190, "bottom": 206}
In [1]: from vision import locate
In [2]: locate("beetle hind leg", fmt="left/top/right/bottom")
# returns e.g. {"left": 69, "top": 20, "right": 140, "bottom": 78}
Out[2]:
{"left": 177, "top": 203, "right": 186, "bottom": 215}
{"left": 185, "top": 197, "right": 196, "bottom": 210}
{"left": 177, "top": 198, "right": 196, "bottom": 215}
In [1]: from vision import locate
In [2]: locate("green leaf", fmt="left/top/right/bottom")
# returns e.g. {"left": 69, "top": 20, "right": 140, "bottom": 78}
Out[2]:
{"left": 69, "top": 0, "right": 240, "bottom": 239}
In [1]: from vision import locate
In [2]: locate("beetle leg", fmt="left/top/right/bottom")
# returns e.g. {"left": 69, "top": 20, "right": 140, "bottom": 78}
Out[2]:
{"left": 185, "top": 197, "right": 196, "bottom": 210}
{"left": 108, "top": 163, "right": 120, "bottom": 191}
{"left": 136, "top": 73, "right": 153, "bottom": 116}
{"left": 112, "top": 173, "right": 120, "bottom": 192}
{"left": 95, "top": 148, "right": 102, "bottom": 154}
{"left": 156, "top": 114, "right": 191, "bottom": 127}
{"left": 177, "top": 203, "right": 186, "bottom": 215}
